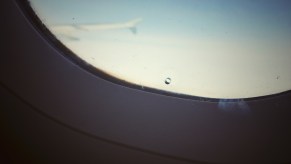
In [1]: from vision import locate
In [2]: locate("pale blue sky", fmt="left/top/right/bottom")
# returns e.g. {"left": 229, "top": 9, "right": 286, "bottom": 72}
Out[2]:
{"left": 31, "top": 0, "right": 291, "bottom": 40}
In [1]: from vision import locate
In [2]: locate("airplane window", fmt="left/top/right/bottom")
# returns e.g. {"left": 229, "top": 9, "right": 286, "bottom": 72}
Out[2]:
{"left": 27, "top": 0, "right": 291, "bottom": 99}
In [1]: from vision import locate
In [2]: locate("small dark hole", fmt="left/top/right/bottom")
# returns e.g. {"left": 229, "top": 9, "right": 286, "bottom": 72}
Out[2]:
{"left": 165, "top": 78, "right": 171, "bottom": 85}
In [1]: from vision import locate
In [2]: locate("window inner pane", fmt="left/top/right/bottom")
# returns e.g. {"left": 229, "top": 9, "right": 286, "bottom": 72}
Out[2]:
{"left": 29, "top": 0, "right": 291, "bottom": 99}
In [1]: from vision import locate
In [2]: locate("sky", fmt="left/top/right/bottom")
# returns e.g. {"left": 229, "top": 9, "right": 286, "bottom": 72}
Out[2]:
{"left": 29, "top": 0, "right": 291, "bottom": 99}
